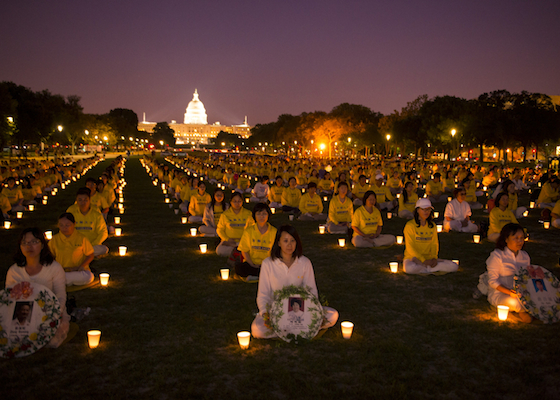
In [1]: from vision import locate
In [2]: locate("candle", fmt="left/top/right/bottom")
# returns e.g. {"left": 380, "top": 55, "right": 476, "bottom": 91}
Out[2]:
{"left": 448, "top": 197, "right": 452, "bottom": 202}
{"left": 114, "top": 216, "right": 121, "bottom": 224}
{"left": 323, "top": 196, "right": 328, "bottom": 202}
{"left": 270, "top": 207, "right": 276, "bottom": 214}
{"left": 115, "top": 227, "right": 122, "bottom": 236}
{"left": 43, "top": 195, "right": 48, "bottom": 200}
{"left": 530, "top": 201, "right": 535, "bottom": 209}
{"left": 169, "top": 204, "right": 173, "bottom": 208}
{"left": 544, "top": 221, "right": 550, "bottom": 229}
{"left": 245, "top": 198, "right": 250, "bottom": 203}
{"left": 523, "top": 210, "right": 529, "bottom": 217}
{"left": 434, "top": 211, "right": 439, "bottom": 218}
{"left": 200, "top": 244, "right": 208, "bottom": 253}
{"left": 181, "top": 216, "right": 187, "bottom": 224}
{"left": 165, "top": 198, "right": 170, "bottom": 204}
{"left": 436, "top": 224, "right": 443, "bottom": 233}
{"left": 237, "top": 331, "right": 251, "bottom": 349}
{"left": 161, "top": 183, "right": 166, "bottom": 190}
{"left": 473, "top": 234, "right": 481, "bottom": 244}
{"left": 174, "top": 209, "right": 179, "bottom": 214}
{"left": 28, "top": 204, "right": 34, "bottom": 211}
{"left": 87, "top": 330, "right": 102, "bottom": 348}
{"left": 319, "top": 225, "right": 326, "bottom": 234}
{"left": 289, "top": 215, "right": 294, "bottom": 221}
{"left": 162, "top": 189, "right": 167, "bottom": 195}
{"left": 99, "top": 273, "right": 110, "bottom": 286}
{"left": 42, "top": 199, "right": 48, "bottom": 205}
{"left": 118, "top": 203, "right": 124, "bottom": 209}
{"left": 190, "top": 228, "right": 197, "bottom": 236}
{"left": 387, "top": 212, "right": 392, "bottom": 219}
{"left": 119, "top": 208, "right": 124, "bottom": 214}
{"left": 389, "top": 262, "right": 398, "bottom": 273}
{"left": 453, "top": 259, "right": 459, "bottom": 265}
{"left": 119, "top": 246, "right": 127, "bottom": 256}
{"left": 396, "top": 193, "right": 401, "bottom": 198}
{"left": 340, "top": 321, "right": 354, "bottom": 339}
{"left": 338, "top": 238, "right": 346, "bottom": 247}
{"left": 16, "top": 211, "right": 23, "bottom": 219}
{"left": 4, "top": 221, "right": 11, "bottom": 229}
{"left": 220, "top": 269, "right": 230, "bottom": 280}
{"left": 538, "top": 182, "right": 542, "bottom": 188}
{"left": 396, "top": 235, "right": 403, "bottom": 244}
{"left": 61, "top": 183, "right": 65, "bottom": 189}
{"left": 153, "top": 181, "right": 157, "bottom": 186}
{"left": 45, "top": 231, "right": 53, "bottom": 240}
{"left": 497, "top": 305, "right": 509, "bottom": 321}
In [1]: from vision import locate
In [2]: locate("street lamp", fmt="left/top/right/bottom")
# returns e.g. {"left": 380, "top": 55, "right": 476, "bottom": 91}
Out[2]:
{"left": 450, "top": 129, "right": 456, "bottom": 159}
{"left": 386, "top": 134, "right": 391, "bottom": 156}
{"left": 57, "top": 125, "right": 63, "bottom": 132}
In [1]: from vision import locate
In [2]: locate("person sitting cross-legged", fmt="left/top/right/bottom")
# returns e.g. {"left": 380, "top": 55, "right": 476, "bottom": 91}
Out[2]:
{"left": 352, "top": 191, "right": 396, "bottom": 247}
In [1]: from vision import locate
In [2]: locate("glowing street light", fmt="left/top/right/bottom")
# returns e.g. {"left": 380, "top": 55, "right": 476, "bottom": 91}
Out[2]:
{"left": 57, "top": 125, "right": 63, "bottom": 132}
{"left": 451, "top": 129, "right": 456, "bottom": 137}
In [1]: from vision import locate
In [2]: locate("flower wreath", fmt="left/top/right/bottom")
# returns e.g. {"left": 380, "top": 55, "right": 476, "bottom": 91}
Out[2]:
{"left": 514, "top": 265, "right": 560, "bottom": 324}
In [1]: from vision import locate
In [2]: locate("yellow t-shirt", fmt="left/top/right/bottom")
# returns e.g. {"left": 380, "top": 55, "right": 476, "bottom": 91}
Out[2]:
{"left": 90, "top": 192, "right": 110, "bottom": 212}
{"left": 398, "top": 192, "right": 419, "bottom": 214}
{"left": 507, "top": 192, "right": 518, "bottom": 211}
{"left": 488, "top": 207, "right": 519, "bottom": 236}
{"left": 299, "top": 193, "right": 323, "bottom": 214}
{"left": 537, "top": 182, "right": 558, "bottom": 205}
{"left": 371, "top": 184, "right": 394, "bottom": 203}
{"left": 551, "top": 200, "right": 560, "bottom": 217}
{"left": 465, "top": 185, "right": 477, "bottom": 203}
{"left": 48, "top": 230, "right": 94, "bottom": 271}
{"left": 0, "top": 194, "right": 11, "bottom": 213}
{"left": 352, "top": 206, "right": 383, "bottom": 235}
{"left": 189, "top": 192, "right": 212, "bottom": 216}
{"left": 328, "top": 195, "right": 354, "bottom": 224}
{"left": 1, "top": 187, "right": 23, "bottom": 206}
{"left": 216, "top": 207, "right": 253, "bottom": 241}
{"left": 318, "top": 179, "right": 334, "bottom": 191}
{"left": 404, "top": 219, "right": 438, "bottom": 262}
{"left": 425, "top": 180, "right": 443, "bottom": 196}
{"left": 66, "top": 204, "right": 108, "bottom": 246}
{"left": 296, "top": 175, "right": 307, "bottom": 186}
{"left": 180, "top": 185, "right": 193, "bottom": 203}
{"left": 281, "top": 187, "right": 302, "bottom": 207}
{"left": 352, "top": 183, "right": 371, "bottom": 201}
{"left": 237, "top": 176, "right": 250, "bottom": 189}
{"left": 268, "top": 186, "right": 284, "bottom": 203}
{"left": 237, "top": 223, "right": 278, "bottom": 265}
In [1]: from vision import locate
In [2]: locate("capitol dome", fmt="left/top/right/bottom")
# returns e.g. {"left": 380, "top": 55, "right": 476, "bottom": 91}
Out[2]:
{"left": 184, "top": 89, "right": 208, "bottom": 124}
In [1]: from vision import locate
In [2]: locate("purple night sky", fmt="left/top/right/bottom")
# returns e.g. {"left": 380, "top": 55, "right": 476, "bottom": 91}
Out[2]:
{"left": 2, "top": 1, "right": 559, "bottom": 126}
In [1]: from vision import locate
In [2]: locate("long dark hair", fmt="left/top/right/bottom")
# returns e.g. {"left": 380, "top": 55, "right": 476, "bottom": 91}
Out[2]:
{"left": 14, "top": 227, "right": 55, "bottom": 267}
{"left": 403, "top": 181, "right": 414, "bottom": 204}
{"left": 496, "top": 223, "right": 525, "bottom": 251}
{"left": 413, "top": 207, "right": 434, "bottom": 228}
{"left": 270, "top": 225, "right": 303, "bottom": 261}
{"left": 209, "top": 188, "right": 227, "bottom": 210}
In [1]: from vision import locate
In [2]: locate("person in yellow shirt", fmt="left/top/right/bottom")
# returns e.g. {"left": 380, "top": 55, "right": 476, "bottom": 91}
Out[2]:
{"left": 442, "top": 171, "right": 456, "bottom": 193}
{"left": 49, "top": 212, "right": 95, "bottom": 286}
{"left": 216, "top": 192, "right": 253, "bottom": 257}
{"left": 298, "top": 182, "right": 326, "bottom": 221}
{"left": 461, "top": 178, "right": 483, "bottom": 210}
{"left": 189, "top": 182, "right": 212, "bottom": 223}
{"left": 550, "top": 199, "right": 560, "bottom": 228}
{"left": 86, "top": 178, "right": 110, "bottom": 218}
{"left": 371, "top": 174, "right": 397, "bottom": 210}
{"left": 387, "top": 171, "right": 403, "bottom": 196}
{"left": 425, "top": 173, "right": 447, "bottom": 203}
{"left": 308, "top": 169, "right": 319, "bottom": 186}
{"left": 398, "top": 182, "right": 419, "bottom": 219}
{"left": 327, "top": 182, "right": 353, "bottom": 234}
{"left": 199, "top": 189, "right": 229, "bottom": 237}
{"left": 1, "top": 192, "right": 11, "bottom": 219}
{"left": 403, "top": 198, "right": 458, "bottom": 274}
{"left": 482, "top": 168, "right": 498, "bottom": 189}
{"left": 235, "top": 171, "right": 252, "bottom": 194}
{"left": 352, "top": 191, "right": 395, "bottom": 247}
{"left": 296, "top": 168, "right": 308, "bottom": 189}
{"left": 179, "top": 176, "right": 194, "bottom": 214}
{"left": 536, "top": 178, "right": 559, "bottom": 210}
{"left": 352, "top": 175, "right": 371, "bottom": 206}
{"left": 497, "top": 179, "right": 527, "bottom": 218}
{"left": 487, "top": 193, "right": 519, "bottom": 242}
{"left": 66, "top": 187, "right": 108, "bottom": 256}
{"left": 281, "top": 177, "right": 301, "bottom": 214}
{"left": 236, "top": 203, "right": 278, "bottom": 279}
{"left": 318, "top": 172, "right": 335, "bottom": 196}
{"left": 268, "top": 176, "right": 284, "bottom": 209}
{"left": 2, "top": 177, "right": 24, "bottom": 212}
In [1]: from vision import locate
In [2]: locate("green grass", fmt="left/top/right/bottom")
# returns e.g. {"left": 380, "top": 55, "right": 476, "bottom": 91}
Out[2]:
{"left": 1, "top": 156, "right": 559, "bottom": 400}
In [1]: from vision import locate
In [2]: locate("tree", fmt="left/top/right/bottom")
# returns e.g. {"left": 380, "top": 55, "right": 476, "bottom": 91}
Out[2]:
{"left": 152, "top": 122, "right": 175, "bottom": 147}
{"left": 107, "top": 108, "right": 138, "bottom": 149}
{"left": 0, "top": 84, "right": 17, "bottom": 153}
{"left": 313, "top": 116, "right": 350, "bottom": 158}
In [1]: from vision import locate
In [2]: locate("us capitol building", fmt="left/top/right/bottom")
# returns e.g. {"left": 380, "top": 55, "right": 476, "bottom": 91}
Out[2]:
{"left": 138, "top": 89, "right": 252, "bottom": 145}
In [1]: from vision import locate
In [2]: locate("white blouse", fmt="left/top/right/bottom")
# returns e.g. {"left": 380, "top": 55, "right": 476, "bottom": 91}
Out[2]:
{"left": 256, "top": 255, "right": 319, "bottom": 316}
{"left": 444, "top": 198, "right": 472, "bottom": 221}
{"left": 486, "top": 247, "right": 530, "bottom": 290}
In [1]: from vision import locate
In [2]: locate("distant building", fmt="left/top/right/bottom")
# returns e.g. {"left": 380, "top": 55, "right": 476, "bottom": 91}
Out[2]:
{"left": 138, "top": 89, "right": 252, "bottom": 145}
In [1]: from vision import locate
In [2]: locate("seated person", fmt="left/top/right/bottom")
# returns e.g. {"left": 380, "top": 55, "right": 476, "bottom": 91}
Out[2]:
{"left": 236, "top": 203, "right": 277, "bottom": 278}
{"left": 461, "top": 178, "right": 483, "bottom": 210}
{"left": 250, "top": 175, "right": 270, "bottom": 203}
{"left": 49, "top": 213, "right": 95, "bottom": 286}
{"left": 86, "top": 178, "right": 110, "bottom": 219}
{"left": 296, "top": 168, "right": 308, "bottom": 189}
{"left": 317, "top": 172, "right": 335, "bottom": 196}
{"left": 485, "top": 223, "right": 532, "bottom": 323}
{"left": 425, "top": 173, "right": 448, "bottom": 203}
{"left": 6, "top": 228, "right": 69, "bottom": 347}
{"left": 21, "top": 177, "right": 39, "bottom": 206}
{"left": 2, "top": 177, "right": 24, "bottom": 213}
{"left": 371, "top": 174, "right": 397, "bottom": 210}
{"left": 352, "top": 175, "right": 371, "bottom": 206}
{"left": 188, "top": 181, "right": 212, "bottom": 223}
{"left": 1, "top": 192, "right": 11, "bottom": 220}
{"left": 178, "top": 176, "right": 194, "bottom": 214}
{"left": 352, "top": 191, "right": 395, "bottom": 247}
{"left": 551, "top": 199, "right": 560, "bottom": 228}
{"left": 488, "top": 193, "right": 519, "bottom": 243}
{"left": 216, "top": 192, "right": 253, "bottom": 257}
{"left": 235, "top": 171, "right": 252, "bottom": 194}
{"left": 442, "top": 171, "right": 456, "bottom": 193}
{"left": 251, "top": 225, "right": 339, "bottom": 339}
{"left": 403, "top": 199, "right": 458, "bottom": 274}
{"left": 298, "top": 182, "right": 326, "bottom": 221}
{"left": 536, "top": 178, "right": 559, "bottom": 210}
{"left": 443, "top": 188, "right": 478, "bottom": 233}
{"left": 268, "top": 176, "right": 285, "bottom": 209}
{"left": 398, "top": 181, "right": 418, "bottom": 219}
{"left": 67, "top": 187, "right": 109, "bottom": 256}
{"left": 326, "top": 182, "right": 353, "bottom": 234}
{"left": 387, "top": 171, "right": 403, "bottom": 196}
{"left": 199, "top": 189, "right": 228, "bottom": 237}
{"left": 281, "top": 177, "right": 301, "bottom": 214}
{"left": 494, "top": 180, "right": 527, "bottom": 219}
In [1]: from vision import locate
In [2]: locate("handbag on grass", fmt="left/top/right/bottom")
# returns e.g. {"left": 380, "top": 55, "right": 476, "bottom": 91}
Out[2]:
{"left": 227, "top": 247, "right": 243, "bottom": 268}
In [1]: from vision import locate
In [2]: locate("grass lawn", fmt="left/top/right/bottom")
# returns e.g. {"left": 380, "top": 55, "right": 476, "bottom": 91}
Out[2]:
{"left": 1, "top": 155, "right": 559, "bottom": 400}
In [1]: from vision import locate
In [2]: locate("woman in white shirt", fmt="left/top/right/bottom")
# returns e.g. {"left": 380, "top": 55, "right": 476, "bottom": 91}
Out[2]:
{"left": 443, "top": 188, "right": 478, "bottom": 233}
{"left": 251, "top": 225, "right": 339, "bottom": 339}
{"left": 485, "top": 223, "right": 532, "bottom": 323}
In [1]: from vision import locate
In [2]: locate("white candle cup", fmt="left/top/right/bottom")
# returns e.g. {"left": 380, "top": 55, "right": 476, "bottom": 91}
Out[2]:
{"left": 161, "top": 183, "right": 166, "bottom": 190}
{"left": 61, "top": 183, "right": 66, "bottom": 189}
{"left": 42, "top": 199, "right": 48, "bottom": 205}
{"left": 114, "top": 217, "right": 121, "bottom": 224}
{"left": 162, "top": 189, "right": 167, "bottom": 195}
{"left": 270, "top": 207, "right": 276, "bottom": 214}
{"left": 119, "top": 246, "right": 127, "bottom": 256}
{"left": 118, "top": 203, "right": 124, "bottom": 209}
{"left": 168, "top": 204, "right": 173, "bottom": 208}
{"left": 341, "top": 321, "right": 354, "bottom": 339}
{"left": 387, "top": 212, "right": 392, "bottom": 219}
{"left": 87, "top": 330, "right": 102, "bottom": 348}
{"left": 338, "top": 238, "right": 346, "bottom": 247}
{"left": 200, "top": 244, "right": 208, "bottom": 253}
{"left": 28, "top": 204, "right": 35, "bottom": 211}
{"left": 174, "top": 209, "right": 179, "bottom": 215}
{"left": 237, "top": 331, "right": 251, "bottom": 349}
{"left": 396, "top": 193, "right": 401, "bottom": 198}
{"left": 473, "top": 234, "right": 481, "bottom": 244}
{"left": 4, "top": 221, "right": 11, "bottom": 229}
{"left": 99, "top": 273, "right": 110, "bottom": 286}
{"left": 436, "top": 224, "right": 443, "bottom": 233}
{"left": 434, "top": 211, "right": 439, "bottom": 218}
{"left": 544, "top": 221, "right": 550, "bottom": 229}
{"left": 165, "top": 198, "right": 170, "bottom": 204}
{"left": 190, "top": 228, "right": 197, "bottom": 236}
{"left": 396, "top": 235, "right": 403, "bottom": 245}
{"left": 523, "top": 210, "right": 529, "bottom": 217}
{"left": 16, "top": 211, "right": 23, "bottom": 219}
{"left": 389, "top": 262, "right": 398, "bottom": 273}
{"left": 45, "top": 231, "right": 53, "bottom": 240}
{"left": 530, "top": 201, "right": 535, "bottom": 209}
{"left": 119, "top": 208, "right": 124, "bottom": 214}
{"left": 220, "top": 269, "right": 230, "bottom": 280}
{"left": 115, "top": 227, "right": 122, "bottom": 236}
{"left": 319, "top": 225, "right": 326, "bottom": 234}
{"left": 497, "top": 305, "right": 509, "bottom": 321}
{"left": 453, "top": 260, "right": 459, "bottom": 266}
{"left": 181, "top": 216, "right": 187, "bottom": 224}
{"left": 323, "top": 196, "right": 328, "bottom": 202}
{"left": 245, "top": 198, "right": 250, "bottom": 203}
{"left": 448, "top": 197, "right": 452, "bottom": 202}
{"left": 289, "top": 215, "right": 294, "bottom": 221}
